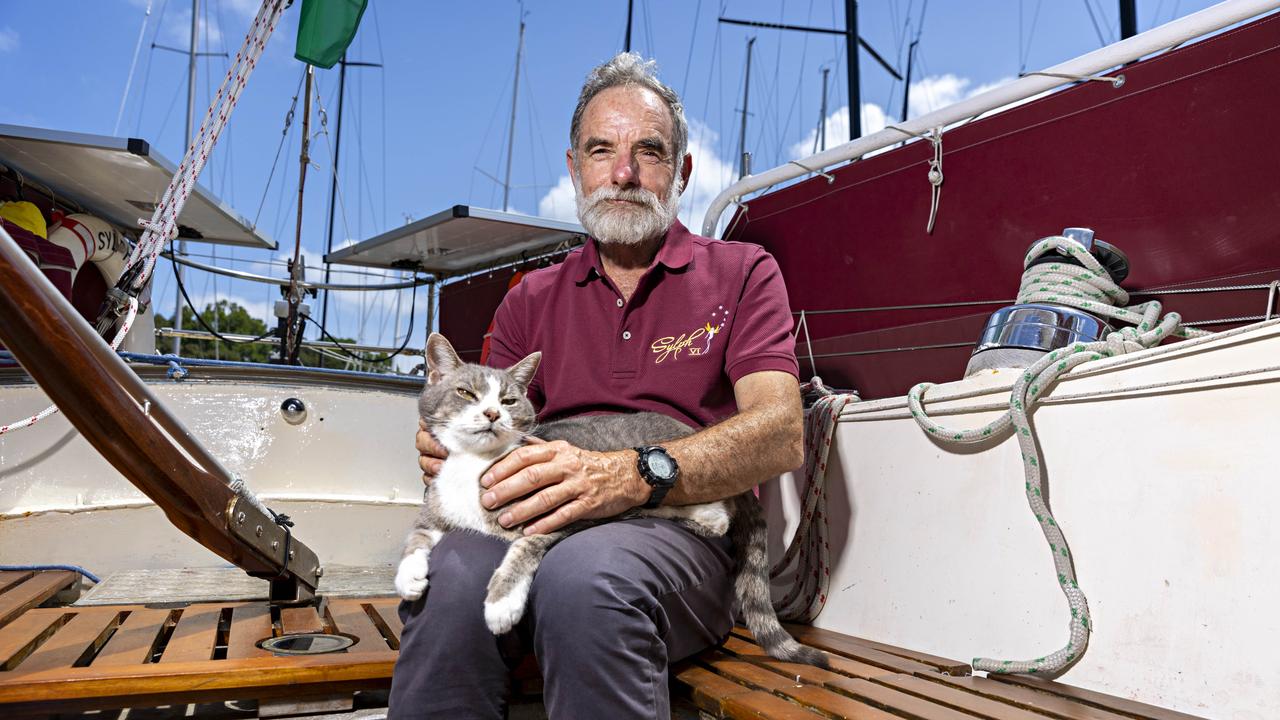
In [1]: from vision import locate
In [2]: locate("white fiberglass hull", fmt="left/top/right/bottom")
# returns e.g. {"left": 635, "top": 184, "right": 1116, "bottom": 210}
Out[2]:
{"left": 767, "top": 319, "right": 1280, "bottom": 718}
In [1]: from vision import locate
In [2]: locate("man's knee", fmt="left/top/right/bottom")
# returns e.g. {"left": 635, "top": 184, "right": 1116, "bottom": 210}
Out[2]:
{"left": 408, "top": 531, "right": 507, "bottom": 619}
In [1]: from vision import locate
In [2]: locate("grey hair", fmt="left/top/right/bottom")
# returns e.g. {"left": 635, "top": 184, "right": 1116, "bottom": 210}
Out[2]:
{"left": 569, "top": 52, "right": 689, "bottom": 171}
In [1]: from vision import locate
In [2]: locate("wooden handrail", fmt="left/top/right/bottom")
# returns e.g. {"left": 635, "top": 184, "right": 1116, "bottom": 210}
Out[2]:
{"left": 0, "top": 225, "right": 318, "bottom": 599}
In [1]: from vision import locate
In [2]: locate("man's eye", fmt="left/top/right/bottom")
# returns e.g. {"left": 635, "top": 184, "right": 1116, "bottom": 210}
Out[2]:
{"left": 456, "top": 388, "right": 477, "bottom": 401}
{"left": 501, "top": 397, "right": 519, "bottom": 406}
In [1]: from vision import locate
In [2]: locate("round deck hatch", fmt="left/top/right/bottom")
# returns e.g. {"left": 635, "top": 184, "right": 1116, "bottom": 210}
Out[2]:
{"left": 258, "top": 632, "right": 355, "bottom": 655}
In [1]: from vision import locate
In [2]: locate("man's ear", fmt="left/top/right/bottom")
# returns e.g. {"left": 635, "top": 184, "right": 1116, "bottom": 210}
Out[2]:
{"left": 426, "top": 333, "right": 462, "bottom": 385}
{"left": 679, "top": 152, "right": 692, "bottom": 194}
{"left": 507, "top": 351, "right": 541, "bottom": 389}
{"left": 565, "top": 149, "right": 576, "bottom": 181}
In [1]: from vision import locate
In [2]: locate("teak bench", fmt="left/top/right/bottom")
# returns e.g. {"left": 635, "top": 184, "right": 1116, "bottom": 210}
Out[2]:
{"left": 0, "top": 572, "right": 1208, "bottom": 719}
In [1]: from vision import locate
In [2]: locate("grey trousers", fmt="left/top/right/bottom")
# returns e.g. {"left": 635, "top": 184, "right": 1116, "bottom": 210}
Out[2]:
{"left": 387, "top": 518, "right": 736, "bottom": 719}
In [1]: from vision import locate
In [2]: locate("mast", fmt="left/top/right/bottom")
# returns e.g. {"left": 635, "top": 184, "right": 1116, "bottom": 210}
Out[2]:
{"left": 901, "top": 39, "right": 917, "bottom": 122}
{"left": 171, "top": 0, "right": 200, "bottom": 355}
{"left": 284, "top": 66, "right": 314, "bottom": 365}
{"left": 1120, "top": 0, "right": 1138, "bottom": 39}
{"left": 814, "top": 66, "right": 830, "bottom": 154}
{"left": 738, "top": 36, "right": 755, "bottom": 179}
{"left": 502, "top": 14, "right": 525, "bottom": 213}
{"left": 845, "top": 0, "right": 861, "bottom": 140}
{"left": 319, "top": 54, "right": 380, "bottom": 353}
{"left": 624, "top": 0, "right": 634, "bottom": 52}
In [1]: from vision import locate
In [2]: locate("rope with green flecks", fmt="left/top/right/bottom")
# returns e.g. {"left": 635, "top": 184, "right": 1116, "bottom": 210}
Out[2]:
{"left": 908, "top": 235, "right": 1210, "bottom": 676}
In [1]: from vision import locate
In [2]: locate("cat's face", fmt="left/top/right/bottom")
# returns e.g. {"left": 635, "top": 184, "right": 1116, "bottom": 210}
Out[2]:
{"left": 420, "top": 333, "right": 540, "bottom": 455}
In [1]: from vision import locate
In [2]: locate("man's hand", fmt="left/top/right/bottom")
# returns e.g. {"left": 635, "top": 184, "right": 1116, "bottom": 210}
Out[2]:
{"left": 480, "top": 441, "right": 649, "bottom": 535}
{"left": 416, "top": 419, "right": 448, "bottom": 484}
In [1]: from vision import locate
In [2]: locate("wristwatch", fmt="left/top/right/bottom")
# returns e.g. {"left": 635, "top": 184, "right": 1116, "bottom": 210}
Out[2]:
{"left": 635, "top": 445, "right": 679, "bottom": 509}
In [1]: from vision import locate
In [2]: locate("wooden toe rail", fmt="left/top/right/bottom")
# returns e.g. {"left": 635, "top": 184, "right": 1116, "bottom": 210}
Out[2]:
{"left": 673, "top": 624, "right": 1209, "bottom": 720}
{"left": 0, "top": 597, "right": 403, "bottom": 716}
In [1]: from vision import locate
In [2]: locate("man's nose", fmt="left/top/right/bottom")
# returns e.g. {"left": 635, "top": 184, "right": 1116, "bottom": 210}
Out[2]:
{"left": 483, "top": 408, "right": 500, "bottom": 422}
{"left": 611, "top": 154, "right": 639, "bottom": 187}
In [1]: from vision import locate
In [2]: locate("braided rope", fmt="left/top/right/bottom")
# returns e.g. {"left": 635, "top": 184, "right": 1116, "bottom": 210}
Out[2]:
{"left": 771, "top": 387, "right": 855, "bottom": 623}
{"left": 0, "top": 0, "right": 285, "bottom": 436}
{"left": 907, "top": 235, "right": 1204, "bottom": 676}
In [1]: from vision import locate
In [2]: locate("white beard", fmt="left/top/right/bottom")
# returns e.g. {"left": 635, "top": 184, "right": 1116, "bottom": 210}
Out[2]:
{"left": 574, "top": 173, "right": 683, "bottom": 246}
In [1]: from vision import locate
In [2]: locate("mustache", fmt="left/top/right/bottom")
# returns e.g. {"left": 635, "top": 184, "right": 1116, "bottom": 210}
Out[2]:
{"left": 582, "top": 185, "right": 664, "bottom": 213}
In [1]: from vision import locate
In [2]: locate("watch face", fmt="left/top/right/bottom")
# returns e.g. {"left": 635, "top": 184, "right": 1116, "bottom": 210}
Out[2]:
{"left": 645, "top": 450, "right": 677, "bottom": 482}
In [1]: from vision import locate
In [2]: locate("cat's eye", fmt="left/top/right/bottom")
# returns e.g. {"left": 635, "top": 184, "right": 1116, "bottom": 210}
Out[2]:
{"left": 455, "top": 387, "right": 477, "bottom": 401}
{"left": 500, "top": 397, "right": 518, "bottom": 405}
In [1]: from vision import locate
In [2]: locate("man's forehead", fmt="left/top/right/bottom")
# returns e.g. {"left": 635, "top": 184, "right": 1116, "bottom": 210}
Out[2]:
{"left": 580, "top": 85, "right": 673, "bottom": 138}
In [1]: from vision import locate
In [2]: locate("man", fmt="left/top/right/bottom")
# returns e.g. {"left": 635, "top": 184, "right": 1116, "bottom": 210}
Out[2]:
{"left": 389, "top": 53, "right": 802, "bottom": 719}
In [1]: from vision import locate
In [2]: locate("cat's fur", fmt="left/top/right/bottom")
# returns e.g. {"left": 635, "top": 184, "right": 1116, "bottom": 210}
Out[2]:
{"left": 396, "top": 333, "right": 826, "bottom": 668}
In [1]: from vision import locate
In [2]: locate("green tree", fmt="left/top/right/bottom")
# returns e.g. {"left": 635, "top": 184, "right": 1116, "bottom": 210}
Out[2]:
{"left": 154, "top": 300, "right": 274, "bottom": 363}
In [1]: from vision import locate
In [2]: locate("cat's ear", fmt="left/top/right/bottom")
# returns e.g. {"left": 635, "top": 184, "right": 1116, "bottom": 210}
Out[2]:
{"left": 506, "top": 351, "right": 541, "bottom": 388}
{"left": 426, "top": 333, "right": 463, "bottom": 385}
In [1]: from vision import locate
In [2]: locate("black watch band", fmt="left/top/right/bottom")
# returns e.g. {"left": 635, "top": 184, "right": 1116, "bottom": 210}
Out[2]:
{"left": 635, "top": 445, "right": 679, "bottom": 509}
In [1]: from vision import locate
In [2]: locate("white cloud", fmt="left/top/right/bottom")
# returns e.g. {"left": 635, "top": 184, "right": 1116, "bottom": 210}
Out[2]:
{"left": 788, "top": 103, "right": 890, "bottom": 160}
{"left": 0, "top": 27, "right": 19, "bottom": 53}
{"left": 537, "top": 174, "right": 577, "bottom": 222}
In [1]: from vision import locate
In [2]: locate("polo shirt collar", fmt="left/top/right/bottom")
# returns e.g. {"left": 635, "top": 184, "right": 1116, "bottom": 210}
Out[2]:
{"left": 572, "top": 220, "right": 696, "bottom": 283}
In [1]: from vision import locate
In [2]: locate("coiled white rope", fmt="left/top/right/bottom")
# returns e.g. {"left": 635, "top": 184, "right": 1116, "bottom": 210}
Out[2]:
{"left": 0, "top": 0, "right": 286, "bottom": 436}
{"left": 907, "top": 235, "right": 1210, "bottom": 676}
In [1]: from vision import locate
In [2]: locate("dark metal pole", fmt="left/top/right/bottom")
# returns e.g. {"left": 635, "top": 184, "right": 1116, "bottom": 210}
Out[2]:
{"left": 738, "top": 37, "right": 755, "bottom": 179}
{"left": 845, "top": 0, "right": 861, "bottom": 140}
{"left": 319, "top": 53, "right": 348, "bottom": 349}
{"left": 1119, "top": 0, "right": 1138, "bottom": 39}
{"left": 814, "top": 66, "right": 829, "bottom": 154}
{"left": 901, "top": 39, "right": 917, "bottom": 122}
{"left": 625, "top": 0, "right": 634, "bottom": 52}
{"left": 502, "top": 18, "right": 525, "bottom": 212}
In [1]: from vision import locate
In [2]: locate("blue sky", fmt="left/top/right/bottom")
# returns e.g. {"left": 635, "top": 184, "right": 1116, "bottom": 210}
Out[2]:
{"left": 0, "top": 0, "right": 1226, "bottom": 364}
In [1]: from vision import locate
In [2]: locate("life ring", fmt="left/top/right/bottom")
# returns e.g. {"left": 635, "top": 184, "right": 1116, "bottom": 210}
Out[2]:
{"left": 45, "top": 214, "right": 156, "bottom": 354}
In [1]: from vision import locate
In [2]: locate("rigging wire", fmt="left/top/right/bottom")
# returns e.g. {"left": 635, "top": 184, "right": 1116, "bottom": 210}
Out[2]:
{"left": 134, "top": 0, "right": 168, "bottom": 135}
{"left": 255, "top": 70, "right": 306, "bottom": 227}
{"left": 303, "top": 278, "right": 418, "bottom": 365}
{"left": 1082, "top": 0, "right": 1111, "bottom": 47}
{"left": 115, "top": 0, "right": 154, "bottom": 136}
{"left": 679, "top": 0, "right": 703, "bottom": 98}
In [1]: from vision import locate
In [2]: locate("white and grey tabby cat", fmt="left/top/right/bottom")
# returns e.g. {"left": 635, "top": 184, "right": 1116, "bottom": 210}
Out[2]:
{"left": 395, "top": 333, "right": 826, "bottom": 668}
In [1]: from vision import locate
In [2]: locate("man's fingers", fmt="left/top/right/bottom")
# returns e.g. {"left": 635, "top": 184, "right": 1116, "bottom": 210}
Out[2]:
{"left": 524, "top": 499, "right": 588, "bottom": 535}
{"left": 483, "top": 443, "right": 560, "bottom": 488}
{"left": 416, "top": 429, "right": 447, "bottom": 458}
{"left": 499, "top": 484, "right": 575, "bottom": 528}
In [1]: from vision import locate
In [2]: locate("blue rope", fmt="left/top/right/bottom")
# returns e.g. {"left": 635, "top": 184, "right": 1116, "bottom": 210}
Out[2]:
{"left": 0, "top": 564, "right": 101, "bottom": 584}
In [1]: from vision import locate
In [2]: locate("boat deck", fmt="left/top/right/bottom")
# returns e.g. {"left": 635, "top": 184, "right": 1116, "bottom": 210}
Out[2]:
{"left": 0, "top": 571, "right": 1207, "bottom": 718}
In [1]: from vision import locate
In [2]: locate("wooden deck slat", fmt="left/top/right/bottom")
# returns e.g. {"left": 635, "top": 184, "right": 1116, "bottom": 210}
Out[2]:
{"left": 784, "top": 624, "right": 971, "bottom": 676}
{"left": 91, "top": 609, "right": 170, "bottom": 667}
{"left": 328, "top": 599, "right": 392, "bottom": 654}
{"left": 991, "top": 674, "right": 1208, "bottom": 720}
{"left": 15, "top": 609, "right": 117, "bottom": 674}
{"left": 926, "top": 672, "right": 1142, "bottom": 720}
{"left": 720, "top": 634, "right": 894, "bottom": 680}
{"left": 367, "top": 598, "right": 404, "bottom": 644}
{"left": 225, "top": 604, "right": 273, "bottom": 659}
{"left": 716, "top": 639, "right": 975, "bottom": 720}
{"left": 0, "top": 571, "right": 34, "bottom": 596}
{"left": 0, "top": 610, "right": 67, "bottom": 668}
{"left": 159, "top": 605, "right": 222, "bottom": 664}
{"left": 281, "top": 606, "right": 326, "bottom": 635}
{"left": 0, "top": 572, "right": 77, "bottom": 628}
{"left": 876, "top": 674, "right": 1057, "bottom": 720}
{"left": 700, "top": 651, "right": 903, "bottom": 720}
{"left": 736, "top": 626, "right": 937, "bottom": 676}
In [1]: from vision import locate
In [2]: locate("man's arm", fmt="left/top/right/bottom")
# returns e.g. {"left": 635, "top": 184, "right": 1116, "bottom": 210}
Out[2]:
{"left": 479, "top": 369, "right": 803, "bottom": 535}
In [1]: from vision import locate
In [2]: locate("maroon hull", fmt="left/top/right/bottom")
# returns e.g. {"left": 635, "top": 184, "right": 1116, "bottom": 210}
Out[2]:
{"left": 726, "top": 13, "right": 1280, "bottom": 398}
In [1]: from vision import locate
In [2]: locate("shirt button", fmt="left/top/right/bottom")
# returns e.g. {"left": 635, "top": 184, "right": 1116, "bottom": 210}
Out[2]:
{"left": 622, "top": 331, "right": 632, "bottom": 340}
{"left": 616, "top": 298, "right": 624, "bottom": 308}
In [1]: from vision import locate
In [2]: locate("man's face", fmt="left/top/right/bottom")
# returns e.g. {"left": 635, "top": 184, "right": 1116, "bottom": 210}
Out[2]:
{"left": 569, "top": 85, "right": 691, "bottom": 246}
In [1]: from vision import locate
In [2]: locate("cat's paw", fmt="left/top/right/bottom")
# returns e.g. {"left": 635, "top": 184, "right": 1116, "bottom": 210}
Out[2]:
{"left": 394, "top": 548, "right": 430, "bottom": 601}
{"left": 688, "top": 504, "right": 731, "bottom": 536}
{"left": 483, "top": 577, "right": 532, "bottom": 635}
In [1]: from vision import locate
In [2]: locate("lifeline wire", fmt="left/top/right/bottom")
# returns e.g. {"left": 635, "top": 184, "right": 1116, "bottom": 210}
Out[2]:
{"left": 907, "top": 234, "right": 1208, "bottom": 676}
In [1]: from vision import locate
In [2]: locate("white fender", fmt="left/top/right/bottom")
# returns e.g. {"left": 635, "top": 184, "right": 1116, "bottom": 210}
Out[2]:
{"left": 46, "top": 214, "right": 155, "bottom": 354}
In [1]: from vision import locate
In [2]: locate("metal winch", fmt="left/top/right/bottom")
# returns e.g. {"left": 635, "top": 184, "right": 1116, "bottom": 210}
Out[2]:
{"left": 965, "top": 227, "right": 1130, "bottom": 377}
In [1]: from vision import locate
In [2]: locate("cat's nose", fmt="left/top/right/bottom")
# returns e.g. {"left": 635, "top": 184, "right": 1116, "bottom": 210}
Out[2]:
{"left": 483, "top": 408, "right": 500, "bottom": 422}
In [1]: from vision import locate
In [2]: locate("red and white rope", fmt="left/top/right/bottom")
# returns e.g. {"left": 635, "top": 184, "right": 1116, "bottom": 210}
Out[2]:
{"left": 1, "top": 0, "right": 286, "bottom": 435}
{"left": 771, "top": 385, "right": 855, "bottom": 623}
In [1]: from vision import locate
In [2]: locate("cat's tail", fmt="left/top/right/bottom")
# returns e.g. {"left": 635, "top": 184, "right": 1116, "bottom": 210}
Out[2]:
{"left": 730, "top": 494, "right": 829, "bottom": 669}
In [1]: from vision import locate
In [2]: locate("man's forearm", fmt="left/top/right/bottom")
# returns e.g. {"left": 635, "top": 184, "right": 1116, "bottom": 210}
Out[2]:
{"left": 661, "top": 375, "right": 804, "bottom": 505}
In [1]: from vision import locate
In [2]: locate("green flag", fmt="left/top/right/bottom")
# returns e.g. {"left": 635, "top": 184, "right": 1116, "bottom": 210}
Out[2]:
{"left": 294, "top": 0, "right": 368, "bottom": 69}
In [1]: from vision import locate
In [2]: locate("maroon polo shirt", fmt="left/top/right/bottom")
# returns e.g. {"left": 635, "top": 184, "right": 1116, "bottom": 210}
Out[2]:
{"left": 485, "top": 220, "right": 797, "bottom": 429}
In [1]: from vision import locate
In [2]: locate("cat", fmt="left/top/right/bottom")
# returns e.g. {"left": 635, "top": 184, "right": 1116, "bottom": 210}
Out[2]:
{"left": 395, "top": 332, "right": 827, "bottom": 668}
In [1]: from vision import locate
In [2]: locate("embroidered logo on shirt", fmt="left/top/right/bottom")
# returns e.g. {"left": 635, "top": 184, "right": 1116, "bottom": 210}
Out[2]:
{"left": 650, "top": 306, "right": 728, "bottom": 363}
